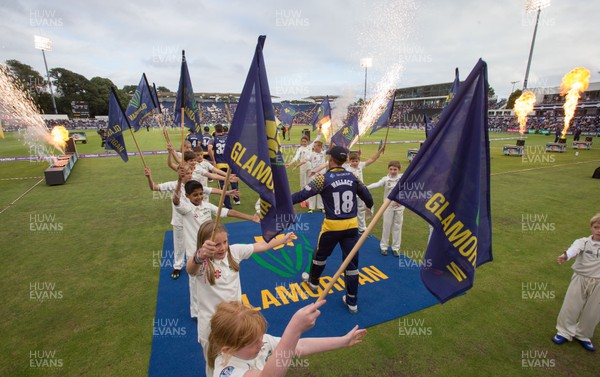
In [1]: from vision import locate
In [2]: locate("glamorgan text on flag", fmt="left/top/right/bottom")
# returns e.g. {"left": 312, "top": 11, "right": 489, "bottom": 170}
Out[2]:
{"left": 125, "top": 73, "right": 157, "bottom": 132}
{"left": 224, "top": 35, "right": 295, "bottom": 242}
{"left": 389, "top": 59, "right": 492, "bottom": 303}
{"left": 106, "top": 87, "right": 131, "bottom": 162}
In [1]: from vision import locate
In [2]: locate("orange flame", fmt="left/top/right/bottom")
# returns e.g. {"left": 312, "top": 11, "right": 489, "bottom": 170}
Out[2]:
{"left": 50, "top": 125, "right": 69, "bottom": 150}
{"left": 321, "top": 119, "right": 333, "bottom": 143}
{"left": 514, "top": 91, "right": 536, "bottom": 135}
{"left": 560, "top": 67, "right": 590, "bottom": 139}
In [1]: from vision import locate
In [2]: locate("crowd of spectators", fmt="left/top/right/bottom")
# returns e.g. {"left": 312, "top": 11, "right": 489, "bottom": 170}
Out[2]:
{"left": 488, "top": 114, "right": 600, "bottom": 134}
{"left": 1, "top": 118, "right": 108, "bottom": 132}
{"left": 542, "top": 93, "right": 600, "bottom": 105}
{"left": 2, "top": 98, "right": 598, "bottom": 137}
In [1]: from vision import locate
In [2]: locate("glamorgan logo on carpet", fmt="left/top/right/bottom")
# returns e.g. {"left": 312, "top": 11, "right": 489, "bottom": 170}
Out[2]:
{"left": 243, "top": 232, "right": 390, "bottom": 311}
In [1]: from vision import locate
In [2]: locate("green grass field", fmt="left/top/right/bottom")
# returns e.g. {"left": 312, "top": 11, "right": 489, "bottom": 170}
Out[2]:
{"left": 0, "top": 127, "right": 598, "bottom": 376}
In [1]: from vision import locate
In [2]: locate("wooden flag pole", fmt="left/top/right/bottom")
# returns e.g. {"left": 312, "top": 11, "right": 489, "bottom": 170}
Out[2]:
{"left": 381, "top": 92, "right": 396, "bottom": 155}
{"left": 200, "top": 169, "right": 231, "bottom": 283}
{"left": 382, "top": 122, "right": 391, "bottom": 155}
{"left": 161, "top": 118, "right": 171, "bottom": 144}
{"left": 210, "top": 169, "right": 232, "bottom": 241}
{"left": 180, "top": 108, "right": 185, "bottom": 156}
{"left": 128, "top": 127, "right": 148, "bottom": 169}
{"left": 316, "top": 198, "right": 392, "bottom": 302}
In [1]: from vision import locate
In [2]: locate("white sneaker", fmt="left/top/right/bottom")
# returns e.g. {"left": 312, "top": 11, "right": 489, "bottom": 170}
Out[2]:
{"left": 301, "top": 272, "right": 319, "bottom": 291}
{"left": 342, "top": 295, "right": 358, "bottom": 314}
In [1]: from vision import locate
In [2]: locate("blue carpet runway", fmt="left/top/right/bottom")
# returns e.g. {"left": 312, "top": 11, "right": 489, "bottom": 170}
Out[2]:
{"left": 148, "top": 212, "right": 439, "bottom": 377}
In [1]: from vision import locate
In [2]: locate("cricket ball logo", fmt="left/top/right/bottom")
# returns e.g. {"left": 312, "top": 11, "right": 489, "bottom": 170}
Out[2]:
{"left": 251, "top": 233, "right": 313, "bottom": 277}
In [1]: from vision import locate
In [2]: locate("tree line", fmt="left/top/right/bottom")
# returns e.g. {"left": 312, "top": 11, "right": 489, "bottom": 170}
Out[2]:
{"left": 4, "top": 59, "right": 170, "bottom": 117}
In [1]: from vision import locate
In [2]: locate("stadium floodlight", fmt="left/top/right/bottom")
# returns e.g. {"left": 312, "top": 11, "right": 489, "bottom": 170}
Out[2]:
{"left": 360, "top": 58, "right": 373, "bottom": 102}
{"left": 511, "top": 80, "right": 520, "bottom": 93}
{"left": 522, "top": 0, "right": 551, "bottom": 90}
{"left": 34, "top": 35, "right": 58, "bottom": 114}
{"left": 525, "top": 0, "right": 550, "bottom": 12}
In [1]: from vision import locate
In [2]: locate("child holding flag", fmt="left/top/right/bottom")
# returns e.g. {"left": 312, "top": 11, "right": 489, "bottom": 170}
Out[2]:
{"left": 366, "top": 160, "right": 404, "bottom": 256}
{"left": 343, "top": 148, "right": 384, "bottom": 233}
{"left": 168, "top": 146, "right": 235, "bottom": 201}
{"left": 173, "top": 177, "right": 258, "bottom": 320}
{"left": 144, "top": 165, "right": 237, "bottom": 279}
{"left": 191, "top": 146, "right": 239, "bottom": 200}
{"left": 208, "top": 300, "right": 366, "bottom": 377}
{"left": 187, "top": 221, "right": 294, "bottom": 376}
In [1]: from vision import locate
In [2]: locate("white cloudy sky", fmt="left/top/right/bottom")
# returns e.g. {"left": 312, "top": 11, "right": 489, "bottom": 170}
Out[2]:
{"left": 1, "top": 0, "right": 598, "bottom": 101}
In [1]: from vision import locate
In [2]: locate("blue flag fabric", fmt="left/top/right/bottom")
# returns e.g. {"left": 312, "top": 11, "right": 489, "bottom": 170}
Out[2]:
{"left": 279, "top": 103, "right": 296, "bottom": 129}
{"left": 151, "top": 83, "right": 161, "bottom": 113}
{"left": 388, "top": 59, "right": 492, "bottom": 303}
{"left": 424, "top": 114, "right": 433, "bottom": 138}
{"left": 311, "top": 96, "right": 332, "bottom": 131}
{"left": 125, "top": 73, "right": 157, "bottom": 132}
{"left": 331, "top": 114, "right": 359, "bottom": 149}
{"left": 106, "top": 87, "right": 130, "bottom": 162}
{"left": 370, "top": 92, "right": 396, "bottom": 135}
{"left": 224, "top": 36, "right": 295, "bottom": 242}
{"left": 174, "top": 51, "right": 201, "bottom": 134}
{"left": 446, "top": 67, "right": 460, "bottom": 104}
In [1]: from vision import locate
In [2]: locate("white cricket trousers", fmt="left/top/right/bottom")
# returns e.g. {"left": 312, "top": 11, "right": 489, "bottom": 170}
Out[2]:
{"left": 380, "top": 205, "right": 404, "bottom": 251}
{"left": 172, "top": 225, "right": 185, "bottom": 270}
{"left": 556, "top": 273, "right": 600, "bottom": 342}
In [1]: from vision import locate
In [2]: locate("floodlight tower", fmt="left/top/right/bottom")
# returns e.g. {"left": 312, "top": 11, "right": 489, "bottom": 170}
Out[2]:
{"left": 34, "top": 35, "right": 58, "bottom": 114}
{"left": 523, "top": 0, "right": 551, "bottom": 90}
{"left": 360, "top": 58, "right": 373, "bottom": 102}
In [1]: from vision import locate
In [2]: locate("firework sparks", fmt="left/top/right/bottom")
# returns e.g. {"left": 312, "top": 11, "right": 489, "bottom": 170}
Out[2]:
{"left": 0, "top": 65, "right": 64, "bottom": 160}
{"left": 354, "top": 63, "right": 403, "bottom": 143}
{"left": 560, "top": 67, "right": 590, "bottom": 139}
{"left": 348, "top": 0, "right": 413, "bottom": 148}
{"left": 514, "top": 91, "right": 536, "bottom": 135}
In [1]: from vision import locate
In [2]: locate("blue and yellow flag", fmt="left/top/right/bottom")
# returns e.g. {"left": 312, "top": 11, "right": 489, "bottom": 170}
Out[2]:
{"left": 279, "top": 102, "right": 296, "bottom": 129}
{"left": 370, "top": 92, "right": 396, "bottom": 135}
{"left": 331, "top": 114, "right": 359, "bottom": 149}
{"left": 446, "top": 67, "right": 460, "bottom": 104}
{"left": 125, "top": 73, "right": 157, "bottom": 132}
{"left": 311, "top": 96, "right": 331, "bottom": 131}
{"left": 388, "top": 59, "right": 492, "bottom": 303}
{"left": 174, "top": 51, "right": 201, "bottom": 134}
{"left": 106, "top": 87, "right": 130, "bottom": 162}
{"left": 224, "top": 36, "right": 295, "bottom": 242}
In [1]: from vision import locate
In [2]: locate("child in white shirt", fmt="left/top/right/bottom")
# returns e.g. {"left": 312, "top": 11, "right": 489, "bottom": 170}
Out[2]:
{"left": 367, "top": 160, "right": 403, "bottom": 256}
